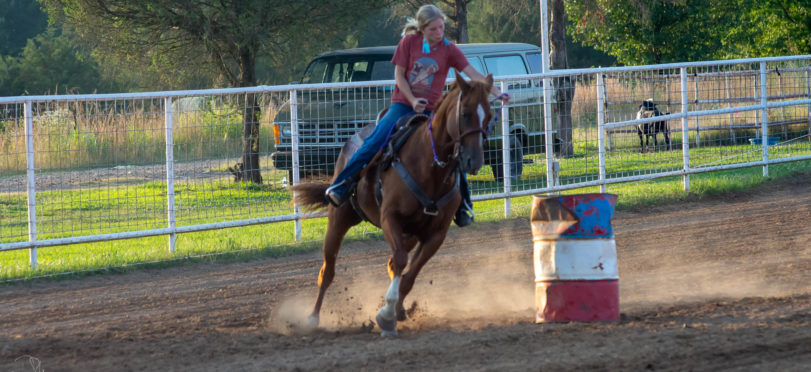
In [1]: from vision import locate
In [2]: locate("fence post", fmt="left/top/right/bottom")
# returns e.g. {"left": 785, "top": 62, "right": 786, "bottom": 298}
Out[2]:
{"left": 680, "top": 68, "right": 691, "bottom": 191}
{"left": 24, "top": 100, "right": 38, "bottom": 270}
{"left": 596, "top": 72, "right": 607, "bottom": 193}
{"left": 760, "top": 62, "right": 769, "bottom": 177}
{"left": 805, "top": 69, "right": 811, "bottom": 142}
{"left": 290, "top": 89, "right": 302, "bottom": 241}
{"left": 724, "top": 73, "right": 737, "bottom": 144}
{"left": 693, "top": 72, "right": 701, "bottom": 148}
{"left": 500, "top": 81, "right": 511, "bottom": 217}
{"left": 602, "top": 78, "right": 612, "bottom": 152}
{"left": 542, "top": 78, "right": 555, "bottom": 190}
{"left": 164, "top": 97, "right": 176, "bottom": 253}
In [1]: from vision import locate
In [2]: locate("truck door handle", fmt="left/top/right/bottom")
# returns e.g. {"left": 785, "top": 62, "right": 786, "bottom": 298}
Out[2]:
{"left": 334, "top": 102, "right": 348, "bottom": 109}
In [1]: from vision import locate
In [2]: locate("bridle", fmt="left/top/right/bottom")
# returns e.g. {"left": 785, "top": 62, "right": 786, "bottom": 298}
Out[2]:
{"left": 428, "top": 91, "right": 508, "bottom": 168}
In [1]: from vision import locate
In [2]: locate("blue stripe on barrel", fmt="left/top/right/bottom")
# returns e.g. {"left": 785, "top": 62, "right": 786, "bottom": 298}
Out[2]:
{"left": 556, "top": 194, "right": 617, "bottom": 238}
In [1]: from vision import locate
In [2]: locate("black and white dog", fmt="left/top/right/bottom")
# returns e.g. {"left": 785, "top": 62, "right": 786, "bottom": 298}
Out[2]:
{"left": 636, "top": 99, "right": 671, "bottom": 152}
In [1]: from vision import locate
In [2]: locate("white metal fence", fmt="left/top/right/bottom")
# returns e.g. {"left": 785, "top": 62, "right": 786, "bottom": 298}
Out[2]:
{"left": 2, "top": 55, "right": 811, "bottom": 270}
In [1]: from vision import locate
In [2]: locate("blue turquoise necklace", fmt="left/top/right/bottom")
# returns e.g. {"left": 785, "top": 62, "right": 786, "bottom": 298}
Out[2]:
{"left": 422, "top": 37, "right": 450, "bottom": 54}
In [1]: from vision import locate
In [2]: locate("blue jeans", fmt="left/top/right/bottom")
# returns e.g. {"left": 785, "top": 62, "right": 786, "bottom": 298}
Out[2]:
{"left": 330, "top": 102, "right": 471, "bottom": 209}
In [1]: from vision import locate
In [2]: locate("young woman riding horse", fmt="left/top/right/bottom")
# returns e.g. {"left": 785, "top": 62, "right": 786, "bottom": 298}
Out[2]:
{"left": 293, "top": 73, "right": 496, "bottom": 336}
{"left": 323, "top": 4, "right": 509, "bottom": 227}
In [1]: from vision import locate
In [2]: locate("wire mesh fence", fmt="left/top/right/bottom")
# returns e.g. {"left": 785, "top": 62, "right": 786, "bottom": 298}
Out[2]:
{"left": 2, "top": 55, "right": 811, "bottom": 273}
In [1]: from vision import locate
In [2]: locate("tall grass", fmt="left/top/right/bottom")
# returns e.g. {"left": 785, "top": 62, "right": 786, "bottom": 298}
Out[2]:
{"left": 0, "top": 95, "right": 287, "bottom": 174}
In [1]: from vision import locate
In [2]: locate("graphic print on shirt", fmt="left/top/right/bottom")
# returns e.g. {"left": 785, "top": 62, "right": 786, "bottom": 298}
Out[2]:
{"left": 409, "top": 57, "right": 439, "bottom": 95}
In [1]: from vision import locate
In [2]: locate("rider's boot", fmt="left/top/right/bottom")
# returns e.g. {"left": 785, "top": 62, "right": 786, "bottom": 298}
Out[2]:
{"left": 325, "top": 169, "right": 361, "bottom": 207}
{"left": 325, "top": 179, "right": 349, "bottom": 207}
{"left": 453, "top": 200, "right": 474, "bottom": 227}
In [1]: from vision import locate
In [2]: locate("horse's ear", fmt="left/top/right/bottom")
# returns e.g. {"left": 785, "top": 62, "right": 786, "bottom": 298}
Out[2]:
{"left": 485, "top": 74, "right": 494, "bottom": 88}
{"left": 455, "top": 73, "right": 469, "bottom": 91}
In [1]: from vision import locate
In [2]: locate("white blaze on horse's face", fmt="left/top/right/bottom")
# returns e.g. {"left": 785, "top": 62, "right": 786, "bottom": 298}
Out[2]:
{"left": 477, "top": 103, "right": 486, "bottom": 147}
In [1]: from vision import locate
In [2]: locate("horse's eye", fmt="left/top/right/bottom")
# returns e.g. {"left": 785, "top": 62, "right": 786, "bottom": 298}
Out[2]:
{"left": 461, "top": 111, "right": 471, "bottom": 119}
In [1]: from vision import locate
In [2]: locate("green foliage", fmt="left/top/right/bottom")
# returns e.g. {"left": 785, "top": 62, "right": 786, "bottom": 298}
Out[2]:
{"left": 0, "top": 0, "right": 49, "bottom": 56}
{"left": 39, "top": 0, "right": 393, "bottom": 88}
{"left": 467, "top": 0, "right": 617, "bottom": 68}
{"left": 567, "top": 0, "right": 811, "bottom": 65}
{"left": 0, "top": 27, "right": 117, "bottom": 96}
{"left": 721, "top": 0, "right": 811, "bottom": 58}
{"left": 566, "top": 0, "right": 725, "bottom": 65}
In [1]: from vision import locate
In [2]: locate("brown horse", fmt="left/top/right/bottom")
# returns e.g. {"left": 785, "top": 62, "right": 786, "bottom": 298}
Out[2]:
{"left": 291, "top": 73, "right": 494, "bottom": 336}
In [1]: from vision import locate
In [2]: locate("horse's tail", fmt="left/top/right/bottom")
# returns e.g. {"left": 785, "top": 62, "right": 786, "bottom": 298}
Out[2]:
{"left": 290, "top": 182, "right": 330, "bottom": 212}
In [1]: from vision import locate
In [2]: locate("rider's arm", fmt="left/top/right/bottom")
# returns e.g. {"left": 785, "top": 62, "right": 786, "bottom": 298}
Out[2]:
{"left": 461, "top": 65, "right": 510, "bottom": 105}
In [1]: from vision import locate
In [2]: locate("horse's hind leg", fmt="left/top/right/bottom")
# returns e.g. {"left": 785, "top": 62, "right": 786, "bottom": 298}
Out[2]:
{"left": 308, "top": 207, "right": 359, "bottom": 328}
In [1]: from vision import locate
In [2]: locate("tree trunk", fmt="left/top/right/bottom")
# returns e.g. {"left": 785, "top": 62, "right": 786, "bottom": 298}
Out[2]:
{"left": 236, "top": 46, "right": 263, "bottom": 184}
{"left": 549, "top": 0, "right": 575, "bottom": 156}
{"left": 454, "top": 0, "right": 469, "bottom": 43}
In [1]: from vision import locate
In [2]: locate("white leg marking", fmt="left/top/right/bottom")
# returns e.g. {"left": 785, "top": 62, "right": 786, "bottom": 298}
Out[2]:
{"left": 379, "top": 276, "right": 400, "bottom": 320}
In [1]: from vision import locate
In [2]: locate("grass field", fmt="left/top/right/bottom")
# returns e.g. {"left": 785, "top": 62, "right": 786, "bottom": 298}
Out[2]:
{"left": 1, "top": 149, "right": 810, "bottom": 281}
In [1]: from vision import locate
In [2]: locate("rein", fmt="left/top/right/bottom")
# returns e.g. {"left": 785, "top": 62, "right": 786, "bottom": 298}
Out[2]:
{"left": 428, "top": 92, "right": 508, "bottom": 167}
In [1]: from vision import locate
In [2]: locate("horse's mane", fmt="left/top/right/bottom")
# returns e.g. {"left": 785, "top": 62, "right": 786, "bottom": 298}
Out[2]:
{"left": 433, "top": 82, "right": 460, "bottom": 114}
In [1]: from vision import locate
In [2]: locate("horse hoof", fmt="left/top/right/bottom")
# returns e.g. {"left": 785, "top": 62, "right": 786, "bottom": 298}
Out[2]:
{"left": 396, "top": 305, "right": 407, "bottom": 321}
{"left": 306, "top": 315, "right": 319, "bottom": 329}
{"left": 376, "top": 313, "right": 397, "bottom": 335}
{"left": 380, "top": 330, "right": 399, "bottom": 337}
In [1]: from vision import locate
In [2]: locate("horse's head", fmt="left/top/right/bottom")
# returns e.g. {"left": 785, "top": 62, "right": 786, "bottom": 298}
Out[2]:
{"left": 444, "top": 73, "right": 494, "bottom": 174}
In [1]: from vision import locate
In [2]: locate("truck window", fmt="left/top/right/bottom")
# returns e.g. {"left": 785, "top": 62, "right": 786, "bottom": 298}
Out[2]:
{"left": 526, "top": 52, "right": 543, "bottom": 73}
{"left": 449, "top": 57, "right": 484, "bottom": 80}
{"left": 301, "top": 59, "right": 329, "bottom": 83}
{"left": 483, "top": 55, "right": 528, "bottom": 76}
{"left": 484, "top": 55, "right": 531, "bottom": 89}
{"left": 371, "top": 61, "right": 395, "bottom": 81}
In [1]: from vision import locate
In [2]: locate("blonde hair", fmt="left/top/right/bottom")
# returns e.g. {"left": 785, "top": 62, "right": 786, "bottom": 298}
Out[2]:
{"left": 401, "top": 4, "right": 446, "bottom": 36}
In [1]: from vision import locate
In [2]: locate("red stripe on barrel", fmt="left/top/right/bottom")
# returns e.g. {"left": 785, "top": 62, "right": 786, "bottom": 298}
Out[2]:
{"left": 535, "top": 279, "right": 619, "bottom": 322}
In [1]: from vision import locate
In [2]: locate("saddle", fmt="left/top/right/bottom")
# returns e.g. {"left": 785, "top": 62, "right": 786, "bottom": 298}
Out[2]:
{"left": 345, "top": 112, "right": 428, "bottom": 222}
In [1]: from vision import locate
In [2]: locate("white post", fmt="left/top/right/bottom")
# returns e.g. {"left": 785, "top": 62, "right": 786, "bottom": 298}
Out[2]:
{"left": 500, "top": 81, "right": 511, "bottom": 217}
{"left": 805, "top": 70, "right": 811, "bottom": 142}
{"left": 680, "top": 68, "right": 691, "bottom": 191}
{"left": 694, "top": 74, "right": 701, "bottom": 147}
{"left": 165, "top": 97, "right": 176, "bottom": 252}
{"left": 290, "top": 89, "right": 302, "bottom": 241}
{"left": 24, "top": 101, "right": 37, "bottom": 270}
{"left": 539, "top": 0, "right": 555, "bottom": 190}
{"left": 760, "top": 62, "right": 769, "bottom": 177}
{"left": 596, "top": 72, "right": 607, "bottom": 193}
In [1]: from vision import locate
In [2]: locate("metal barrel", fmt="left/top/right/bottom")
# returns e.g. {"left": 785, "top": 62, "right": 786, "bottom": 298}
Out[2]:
{"left": 530, "top": 193, "right": 619, "bottom": 322}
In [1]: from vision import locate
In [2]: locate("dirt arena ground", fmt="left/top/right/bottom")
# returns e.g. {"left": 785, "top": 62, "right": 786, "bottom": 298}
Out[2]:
{"left": 2, "top": 173, "right": 810, "bottom": 371}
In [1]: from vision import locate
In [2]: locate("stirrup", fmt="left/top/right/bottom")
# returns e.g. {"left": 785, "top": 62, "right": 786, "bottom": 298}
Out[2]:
{"left": 454, "top": 201, "right": 475, "bottom": 227}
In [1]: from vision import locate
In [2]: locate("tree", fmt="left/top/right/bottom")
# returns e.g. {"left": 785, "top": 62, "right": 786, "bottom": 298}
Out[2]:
{"left": 0, "top": 27, "right": 115, "bottom": 96}
{"left": 42, "top": 0, "right": 390, "bottom": 183}
{"left": 566, "top": 0, "right": 749, "bottom": 64}
{"left": 0, "top": 0, "right": 49, "bottom": 56}
{"left": 549, "top": 0, "right": 575, "bottom": 156}
{"left": 467, "top": 1, "right": 616, "bottom": 68}
{"left": 722, "top": 0, "right": 811, "bottom": 58}
{"left": 392, "top": 0, "right": 473, "bottom": 43}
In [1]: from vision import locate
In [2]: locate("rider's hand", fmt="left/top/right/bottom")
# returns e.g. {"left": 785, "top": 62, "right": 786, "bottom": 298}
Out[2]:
{"left": 498, "top": 92, "right": 510, "bottom": 105}
{"left": 411, "top": 97, "right": 428, "bottom": 113}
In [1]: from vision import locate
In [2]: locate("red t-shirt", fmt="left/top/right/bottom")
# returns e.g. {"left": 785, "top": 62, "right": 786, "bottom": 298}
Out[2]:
{"left": 391, "top": 33, "right": 469, "bottom": 111}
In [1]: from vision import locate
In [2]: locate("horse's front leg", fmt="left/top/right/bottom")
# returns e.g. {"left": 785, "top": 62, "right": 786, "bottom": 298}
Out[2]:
{"left": 376, "top": 219, "right": 408, "bottom": 336}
